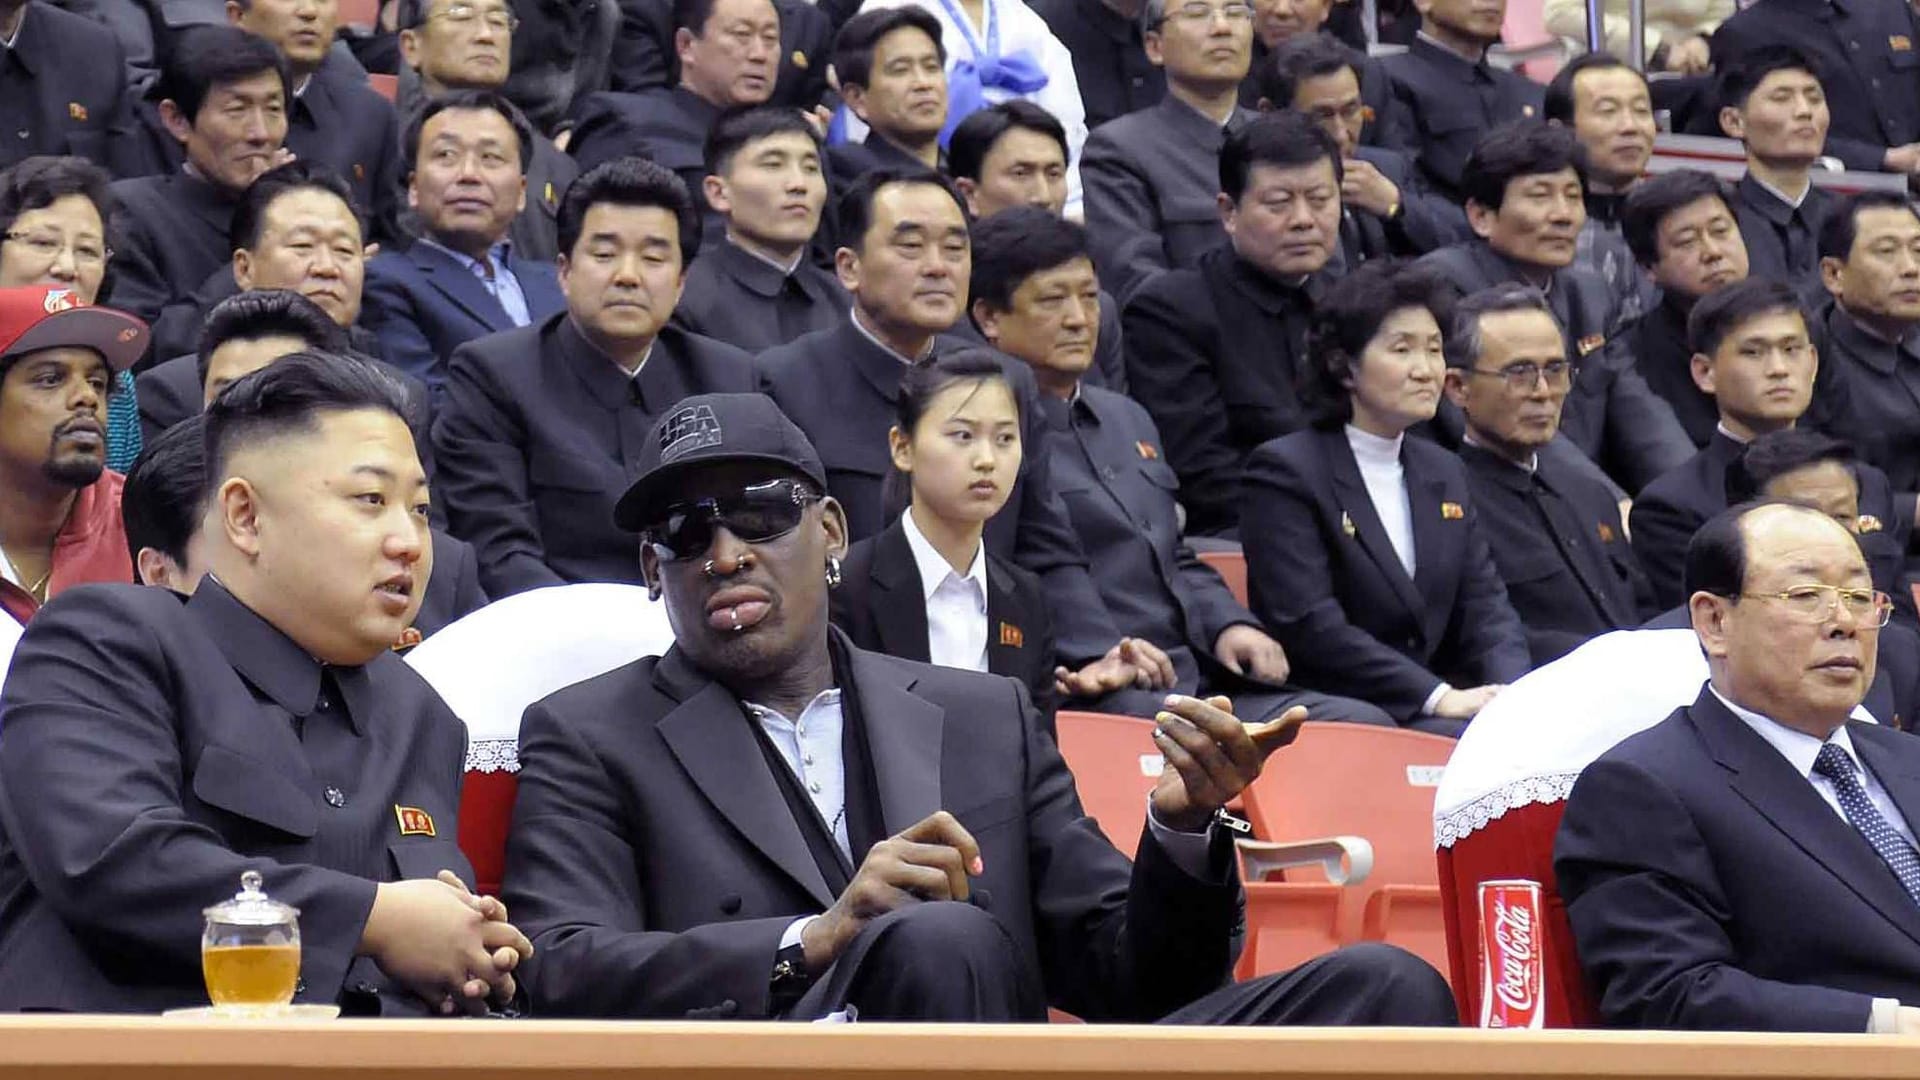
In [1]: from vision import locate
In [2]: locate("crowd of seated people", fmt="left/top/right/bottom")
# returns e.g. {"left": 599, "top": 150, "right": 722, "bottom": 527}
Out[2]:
{"left": 6, "top": 0, "right": 1920, "bottom": 1032}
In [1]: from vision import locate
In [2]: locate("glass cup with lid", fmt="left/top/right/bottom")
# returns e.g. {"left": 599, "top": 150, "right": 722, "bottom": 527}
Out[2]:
{"left": 201, "top": 870, "right": 302, "bottom": 1012}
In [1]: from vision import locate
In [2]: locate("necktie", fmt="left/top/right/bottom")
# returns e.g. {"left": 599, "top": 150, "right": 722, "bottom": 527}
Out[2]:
{"left": 1812, "top": 742, "right": 1920, "bottom": 905}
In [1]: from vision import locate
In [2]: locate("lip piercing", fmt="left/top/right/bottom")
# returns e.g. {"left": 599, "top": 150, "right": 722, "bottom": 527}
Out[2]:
{"left": 730, "top": 607, "right": 744, "bottom": 632}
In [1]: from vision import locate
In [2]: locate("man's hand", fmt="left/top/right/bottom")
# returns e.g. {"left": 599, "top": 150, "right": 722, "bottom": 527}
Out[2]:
{"left": 1054, "top": 637, "right": 1178, "bottom": 698}
{"left": 1885, "top": 143, "right": 1920, "bottom": 176}
{"left": 1340, "top": 157, "right": 1402, "bottom": 219}
{"left": 1661, "top": 34, "right": 1710, "bottom": 74}
{"left": 360, "top": 877, "right": 533, "bottom": 1015}
{"left": 800, "top": 811, "right": 981, "bottom": 974}
{"left": 1432, "top": 684, "right": 1503, "bottom": 720}
{"left": 1213, "top": 624, "right": 1290, "bottom": 685}
{"left": 803, "top": 104, "right": 835, "bottom": 139}
{"left": 1150, "top": 696, "right": 1307, "bottom": 832}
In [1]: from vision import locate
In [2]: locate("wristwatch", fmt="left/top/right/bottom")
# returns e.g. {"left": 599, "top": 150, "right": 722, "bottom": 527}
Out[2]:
{"left": 770, "top": 941, "right": 813, "bottom": 1012}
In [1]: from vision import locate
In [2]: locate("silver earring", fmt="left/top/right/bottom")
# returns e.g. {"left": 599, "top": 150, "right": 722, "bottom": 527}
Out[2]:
{"left": 825, "top": 555, "right": 843, "bottom": 589}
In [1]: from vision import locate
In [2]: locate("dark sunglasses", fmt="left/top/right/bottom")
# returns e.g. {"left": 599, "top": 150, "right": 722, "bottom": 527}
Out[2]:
{"left": 644, "top": 478, "right": 821, "bottom": 561}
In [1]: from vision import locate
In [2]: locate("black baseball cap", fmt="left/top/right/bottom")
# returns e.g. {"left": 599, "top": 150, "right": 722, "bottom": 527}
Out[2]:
{"left": 613, "top": 392, "right": 829, "bottom": 532}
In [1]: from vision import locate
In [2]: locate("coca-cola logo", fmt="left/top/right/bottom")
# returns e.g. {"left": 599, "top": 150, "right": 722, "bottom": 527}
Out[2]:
{"left": 1491, "top": 900, "right": 1536, "bottom": 1013}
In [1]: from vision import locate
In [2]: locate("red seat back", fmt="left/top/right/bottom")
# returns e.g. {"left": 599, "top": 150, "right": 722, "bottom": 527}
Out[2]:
{"left": 458, "top": 769, "right": 519, "bottom": 897}
{"left": 1053, "top": 711, "right": 1162, "bottom": 859}
{"left": 1195, "top": 549, "right": 1248, "bottom": 608}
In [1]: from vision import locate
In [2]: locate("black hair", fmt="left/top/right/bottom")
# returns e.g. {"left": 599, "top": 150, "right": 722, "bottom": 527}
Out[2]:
{"left": 0, "top": 155, "right": 115, "bottom": 236}
{"left": 123, "top": 415, "right": 208, "bottom": 574}
{"left": 1461, "top": 121, "right": 1586, "bottom": 212}
{"left": 1258, "top": 32, "right": 1361, "bottom": 111}
{"left": 158, "top": 26, "right": 291, "bottom": 125}
{"left": 404, "top": 89, "right": 535, "bottom": 177}
{"left": 947, "top": 100, "right": 1068, "bottom": 183}
{"left": 835, "top": 166, "right": 968, "bottom": 253}
{"left": 1543, "top": 52, "right": 1643, "bottom": 125}
{"left": 832, "top": 6, "right": 945, "bottom": 90}
{"left": 1442, "top": 282, "right": 1559, "bottom": 370}
{"left": 1684, "top": 498, "right": 1843, "bottom": 598}
{"left": 203, "top": 351, "right": 416, "bottom": 483}
{"left": 1685, "top": 277, "right": 1804, "bottom": 357}
{"left": 1714, "top": 43, "right": 1823, "bottom": 117}
{"left": 881, "top": 347, "right": 1020, "bottom": 520}
{"left": 673, "top": 0, "right": 718, "bottom": 36}
{"left": 557, "top": 156, "right": 703, "bottom": 265}
{"left": 1817, "top": 191, "right": 1920, "bottom": 262}
{"left": 1300, "top": 258, "right": 1454, "bottom": 428}
{"left": 968, "top": 207, "right": 1089, "bottom": 313}
{"left": 1622, "top": 169, "right": 1731, "bottom": 268}
{"left": 1220, "top": 110, "right": 1341, "bottom": 203}
{"left": 703, "top": 105, "right": 823, "bottom": 177}
{"left": 196, "top": 289, "right": 347, "bottom": 391}
{"left": 1726, "top": 428, "right": 1859, "bottom": 505}
{"left": 228, "top": 161, "right": 364, "bottom": 254}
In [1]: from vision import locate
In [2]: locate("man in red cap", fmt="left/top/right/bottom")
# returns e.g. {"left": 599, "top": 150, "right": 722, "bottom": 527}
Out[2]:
{"left": 0, "top": 284, "right": 148, "bottom": 624}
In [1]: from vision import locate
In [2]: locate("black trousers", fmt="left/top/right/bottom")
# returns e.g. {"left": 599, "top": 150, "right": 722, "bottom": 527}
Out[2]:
{"left": 790, "top": 901, "right": 1458, "bottom": 1025}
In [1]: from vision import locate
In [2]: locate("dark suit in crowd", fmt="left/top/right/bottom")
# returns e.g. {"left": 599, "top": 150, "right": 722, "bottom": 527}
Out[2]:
{"left": 0, "top": 579, "right": 472, "bottom": 1013}
{"left": 756, "top": 322, "right": 1125, "bottom": 663}
{"left": 502, "top": 629, "right": 1457, "bottom": 1022}
{"left": 1377, "top": 35, "right": 1543, "bottom": 202}
{"left": 1081, "top": 96, "right": 1255, "bottom": 303}
{"left": 832, "top": 516, "right": 1059, "bottom": 724}
{"left": 946, "top": 300, "right": 1128, "bottom": 394}
{"left": 1821, "top": 304, "right": 1920, "bottom": 507}
{"left": 607, "top": 0, "right": 833, "bottom": 108}
{"left": 1042, "top": 387, "right": 1395, "bottom": 726}
{"left": 672, "top": 236, "right": 849, "bottom": 353}
{"left": 285, "top": 67, "right": 405, "bottom": 244}
{"left": 567, "top": 86, "right": 721, "bottom": 234}
{"left": 1458, "top": 441, "right": 1648, "bottom": 666}
{"left": 1240, "top": 41, "right": 1393, "bottom": 138}
{"left": 1628, "top": 429, "right": 1910, "bottom": 611}
{"left": 1556, "top": 687, "right": 1920, "bottom": 1030}
{"left": 1122, "top": 246, "right": 1320, "bottom": 537}
{"left": 108, "top": 171, "right": 240, "bottom": 362}
{"left": 431, "top": 313, "right": 757, "bottom": 598}
{"left": 1416, "top": 240, "right": 1694, "bottom": 494}
{"left": 1240, "top": 427, "right": 1531, "bottom": 726}
{"left": 1711, "top": 0, "right": 1920, "bottom": 172}
{"left": 1031, "top": 0, "right": 1164, "bottom": 130}
{"left": 0, "top": 0, "right": 139, "bottom": 175}
{"left": 1731, "top": 175, "right": 1833, "bottom": 301}
{"left": 359, "top": 240, "right": 567, "bottom": 402}
{"left": 1335, "top": 144, "right": 1470, "bottom": 268}
{"left": 825, "top": 134, "right": 945, "bottom": 191}
{"left": 1628, "top": 295, "right": 1718, "bottom": 448}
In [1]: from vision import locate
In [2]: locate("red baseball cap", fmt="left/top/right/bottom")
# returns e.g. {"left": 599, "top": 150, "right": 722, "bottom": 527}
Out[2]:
{"left": 0, "top": 286, "right": 149, "bottom": 374}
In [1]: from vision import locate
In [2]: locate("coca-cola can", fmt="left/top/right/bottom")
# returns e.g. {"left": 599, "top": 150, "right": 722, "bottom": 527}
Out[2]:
{"left": 1478, "top": 878, "right": 1546, "bottom": 1029}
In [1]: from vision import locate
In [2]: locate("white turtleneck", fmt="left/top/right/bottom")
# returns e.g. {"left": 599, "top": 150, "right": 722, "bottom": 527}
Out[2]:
{"left": 1345, "top": 424, "right": 1416, "bottom": 577}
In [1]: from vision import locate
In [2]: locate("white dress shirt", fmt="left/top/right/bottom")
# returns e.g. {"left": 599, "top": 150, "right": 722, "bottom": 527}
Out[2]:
{"left": 901, "top": 508, "right": 990, "bottom": 673}
{"left": 1345, "top": 424, "right": 1417, "bottom": 576}
{"left": 1712, "top": 686, "right": 1915, "bottom": 848}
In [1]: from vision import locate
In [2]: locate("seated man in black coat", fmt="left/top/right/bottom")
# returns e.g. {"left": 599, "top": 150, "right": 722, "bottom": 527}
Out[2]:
{"left": 607, "top": 0, "right": 831, "bottom": 109}
{"left": 0, "top": 351, "right": 529, "bottom": 1013}
{"left": 825, "top": 7, "right": 949, "bottom": 183}
{"left": 1716, "top": 46, "right": 1836, "bottom": 300}
{"left": 674, "top": 106, "right": 847, "bottom": 352}
{"left": 948, "top": 102, "right": 1126, "bottom": 393}
{"left": 433, "top": 157, "right": 757, "bottom": 599}
{"left": 110, "top": 27, "right": 291, "bottom": 359}
{"left": 500, "top": 388, "right": 1459, "bottom": 1024}
{"left": 1631, "top": 278, "right": 1903, "bottom": 609}
{"left": 1542, "top": 53, "right": 1658, "bottom": 325}
{"left": 1417, "top": 121, "right": 1693, "bottom": 494}
{"left": 0, "top": 0, "right": 140, "bottom": 176}
{"left": 1123, "top": 110, "right": 1338, "bottom": 537}
{"left": 1260, "top": 33, "right": 1467, "bottom": 265}
{"left": 1374, "top": 0, "right": 1541, "bottom": 203}
{"left": 1445, "top": 283, "right": 1649, "bottom": 666}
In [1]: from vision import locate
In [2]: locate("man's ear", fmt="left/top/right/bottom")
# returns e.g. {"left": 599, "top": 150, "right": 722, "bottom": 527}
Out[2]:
{"left": 1690, "top": 591, "right": 1733, "bottom": 661}
{"left": 224, "top": 0, "right": 246, "bottom": 25}
{"left": 1690, "top": 351, "right": 1716, "bottom": 395}
{"left": 398, "top": 27, "right": 422, "bottom": 69}
{"left": 159, "top": 99, "right": 194, "bottom": 147}
{"left": 1442, "top": 367, "right": 1471, "bottom": 410}
{"left": 232, "top": 248, "right": 257, "bottom": 292}
{"left": 819, "top": 496, "right": 850, "bottom": 560}
{"left": 972, "top": 298, "right": 1001, "bottom": 344}
{"left": 1718, "top": 105, "right": 1745, "bottom": 141}
{"left": 954, "top": 175, "right": 980, "bottom": 216}
{"left": 1216, "top": 191, "right": 1236, "bottom": 233}
{"left": 217, "top": 476, "right": 265, "bottom": 558}
{"left": 834, "top": 246, "right": 861, "bottom": 293}
{"left": 703, "top": 173, "right": 731, "bottom": 216}
{"left": 1144, "top": 29, "right": 1166, "bottom": 68}
{"left": 674, "top": 26, "right": 698, "bottom": 68}
{"left": 840, "top": 84, "right": 871, "bottom": 124}
{"left": 639, "top": 541, "right": 663, "bottom": 599}
{"left": 1819, "top": 255, "right": 1847, "bottom": 302}
{"left": 1466, "top": 199, "right": 1497, "bottom": 240}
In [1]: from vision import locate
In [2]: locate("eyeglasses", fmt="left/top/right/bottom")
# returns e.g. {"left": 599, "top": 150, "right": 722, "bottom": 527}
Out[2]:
{"left": 2, "top": 231, "right": 111, "bottom": 268}
{"left": 423, "top": 3, "right": 518, "bottom": 31}
{"left": 1468, "top": 360, "right": 1573, "bottom": 393}
{"left": 1156, "top": 1, "right": 1254, "bottom": 25}
{"left": 1739, "top": 584, "right": 1894, "bottom": 627}
{"left": 1303, "top": 100, "right": 1368, "bottom": 126}
{"left": 644, "top": 478, "right": 821, "bottom": 561}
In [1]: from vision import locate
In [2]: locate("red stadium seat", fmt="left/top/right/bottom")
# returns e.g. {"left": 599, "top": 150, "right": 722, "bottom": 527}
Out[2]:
{"left": 1195, "top": 549, "right": 1248, "bottom": 608}
{"left": 458, "top": 770, "right": 519, "bottom": 897}
{"left": 337, "top": 0, "right": 380, "bottom": 30}
{"left": 367, "top": 73, "right": 399, "bottom": 103}
{"left": 1237, "top": 722, "right": 1453, "bottom": 982}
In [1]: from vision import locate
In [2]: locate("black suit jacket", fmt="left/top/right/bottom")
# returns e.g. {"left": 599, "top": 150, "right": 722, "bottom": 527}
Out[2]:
{"left": 1556, "top": 688, "right": 1920, "bottom": 1030}
{"left": 1459, "top": 442, "right": 1647, "bottom": 666}
{"left": 1031, "top": 0, "right": 1163, "bottom": 130}
{"left": 360, "top": 241, "right": 567, "bottom": 402}
{"left": 756, "top": 322, "right": 1122, "bottom": 663}
{"left": 832, "top": 517, "right": 1059, "bottom": 723}
{"left": 607, "top": 0, "right": 832, "bottom": 108}
{"left": 0, "top": 1, "right": 140, "bottom": 176}
{"left": 1416, "top": 241, "right": 1693, "bottom": 494}
{"left": 0, "top": 579, "right": 472, "bottom": 1013}
{"left": 107, "top": 171, "right": 238, "bottom": 364}
{"left": 1336, "top": 145, "right": 1470, "bottom": 268}
{"left": 432, "top": 313, "right": 757, "bottom": 598}
{"left": 501, "top": 635, "right": 1240, "bottom": 1020}
{"left": 286, "top": 67, "right": 405, "bottom": 245}
{"left": 1240, "top": 426, "right": 1531, "bottom": 721}
{"left": 1377, "top": 36, "right": 1543, "bottom": 202}
{"left": 672, "top": 237, "right": 850, "bottom": 354}
{"left": 1732, "top": 174, "right": 1833, "bottom": 301}
{"left": 1122, "top": 245, "right": 1320, "bottom": 536}
{"left": 1822, "top": 304, "right": 1920, "bottom": 507}
{"left": 1711, "top": 0, "right": 1920, "bottom": 172}
{"left": 1630, "top": 294, "right": 1718, "bottom": 448}
{"left": 567, "top": 86, "right": 723, "bottom": 240}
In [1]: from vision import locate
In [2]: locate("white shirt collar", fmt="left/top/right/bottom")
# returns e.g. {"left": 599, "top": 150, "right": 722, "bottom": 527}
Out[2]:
{"left": 729, "top": 234, "right": 805, "bottom": 276}
{"left": 1710, "top": 684, "right": 1877, "bottom": 784}
{"left": 1462, "top": 430, "right": 1537, "bottom": 472}
{"left": 1344, "top": 423, "right": 1404, "bottom": 466}
{"left": 743, "top": 688, "right": 843, "bottom": 727}
{"left": 900, "top": 508, "right": 987, "bottom": 606}
{"left": 850, "top": 307, "right": 933, "bottom": 364}
{"left": 1716, "top": 421, "right": 1752, "bottom": 445}
{"left": 1749, "top": 171, "right": 1810, "bottom": 210}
